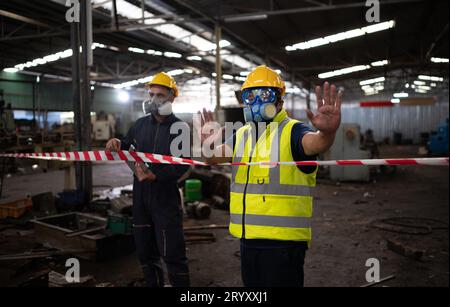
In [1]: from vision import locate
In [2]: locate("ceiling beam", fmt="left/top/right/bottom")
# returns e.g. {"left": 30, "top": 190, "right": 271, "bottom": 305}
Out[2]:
{"left": 0, "top": 9, "right": 51, "bottom": 28}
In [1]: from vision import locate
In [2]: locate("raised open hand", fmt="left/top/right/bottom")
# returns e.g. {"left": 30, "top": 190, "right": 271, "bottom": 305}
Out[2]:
{"left": 194, "top": 108, "right": 223, "bottom": 144}
{"left": 306, "top": 82, "right": 343, "bottom": 134}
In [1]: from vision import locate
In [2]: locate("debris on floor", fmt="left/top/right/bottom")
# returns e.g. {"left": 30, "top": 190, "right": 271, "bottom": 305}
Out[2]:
{"left": 386, "top": 239, "right": 425, "bottom": 261}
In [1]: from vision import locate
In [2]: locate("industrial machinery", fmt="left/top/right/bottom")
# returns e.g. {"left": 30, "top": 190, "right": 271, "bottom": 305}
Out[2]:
{"left": 427, "top": 119, "right": 449, "bottom": 156}
{"left": 92, "top": 113, "right": 116, "bottom": 141}
{"left": 326, "top": 123, "right": 371, "bottom": 182}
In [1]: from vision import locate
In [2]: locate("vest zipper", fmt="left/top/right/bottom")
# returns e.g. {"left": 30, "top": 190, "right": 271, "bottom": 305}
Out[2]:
{"left": 153, "top": 122, "right": 160, "bottom": 153}
{"left": 242, "top": 146, "right": 255, "bottom": 239}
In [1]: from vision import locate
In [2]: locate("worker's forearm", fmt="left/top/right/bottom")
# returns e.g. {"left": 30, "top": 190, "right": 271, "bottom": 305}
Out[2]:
{"left": 303, "top": 131, "right": 336, "bottom": 156}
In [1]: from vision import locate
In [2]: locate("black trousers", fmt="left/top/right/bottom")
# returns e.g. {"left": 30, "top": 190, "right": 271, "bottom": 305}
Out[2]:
{"left": 240, "top": 241, "right": 307, "bottom": 287}
{"left": 132, "top": 189, "right": 190, "bottom": 287}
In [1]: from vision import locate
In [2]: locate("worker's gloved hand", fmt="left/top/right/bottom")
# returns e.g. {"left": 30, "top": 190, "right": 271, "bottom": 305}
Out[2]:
{"left": 134, "top": 162, "right": 156, "bottom": 182}
{"left": 105, "top": 138, "right": 121, "bottom": 152}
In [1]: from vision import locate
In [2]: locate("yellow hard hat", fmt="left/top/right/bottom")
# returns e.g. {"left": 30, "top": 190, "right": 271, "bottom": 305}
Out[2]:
{"left": 147, "top": 72, "right": 179, "bottom": 97}
{"left": 241, "top": 65, "right": 286, "bottom": 97}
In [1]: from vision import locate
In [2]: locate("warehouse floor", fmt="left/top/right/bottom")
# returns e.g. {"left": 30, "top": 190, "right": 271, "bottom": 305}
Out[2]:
{"left": 0, "top": 145, "right": 448, "bottom": 287}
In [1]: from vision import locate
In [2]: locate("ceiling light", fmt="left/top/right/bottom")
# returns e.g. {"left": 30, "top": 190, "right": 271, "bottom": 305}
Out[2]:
{"left": 3, "top": 68, "right": 18, "bottom": 73}
{"left": 318, "top": 65, "right": 370, "bottom": 79}
{"left": 164, "top": 52, "right": 182, "bottom": 58}
{"left": 286, "top": 20, "right": 395, "bottom": 51}
{"left": 187, "top": 56, "right": 202, "bottom": 61}
{"left": 393, "top": 92, "right": 408, "bottom": 98}
{"left": 118, "top": 90, "right": 130, "bottom": 102}
{"left": 418, "top": 75, "right": 444, "bottom": 82}
{"left": 430, "top": 57, "right": 449, "bottom": 63}
{"left": 360, "top": 76, "right": 385, "bottom": 86}
{"left": 371, "top": 60, "right": 389, "bottom": 67}
{"left": 167, "top": 69, "right": 184, "bottom": 76}
{"left": 128, "top": 47, "right": 145, "bottom": 53}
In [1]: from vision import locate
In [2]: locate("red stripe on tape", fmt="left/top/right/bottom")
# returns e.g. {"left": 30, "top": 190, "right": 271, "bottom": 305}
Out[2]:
{"left": 386, "top": 159, "right": 418, "bottom": 165}
{"left": 105, "top": 151, "right": 114, "bottom": 161}
{"left": 94, "top": 151, "right": 101, "bottom": 161}
{"left": 336, "top": 160, "right": 363, "bottom": 165}
{"left": 117, "top": 150, "right": 128, "bottom": 161}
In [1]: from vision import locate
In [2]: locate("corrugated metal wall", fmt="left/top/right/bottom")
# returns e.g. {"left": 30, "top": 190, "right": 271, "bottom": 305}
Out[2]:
{"left": 341, "top": 104, "right": 449, "bottom": 143}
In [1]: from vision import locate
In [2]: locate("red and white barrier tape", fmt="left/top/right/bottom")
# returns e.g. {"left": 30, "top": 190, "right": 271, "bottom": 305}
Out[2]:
{"left": 0, "top": 151, "right": 448, "bottom": 166}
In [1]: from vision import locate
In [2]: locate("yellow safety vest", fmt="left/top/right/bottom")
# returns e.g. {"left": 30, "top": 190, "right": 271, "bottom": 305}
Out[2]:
{"left": 229, "top": 109, "right": 317, "bottom": 244}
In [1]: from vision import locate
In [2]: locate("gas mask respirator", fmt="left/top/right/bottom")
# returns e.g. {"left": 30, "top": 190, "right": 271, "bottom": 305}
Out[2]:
{"left": 142, "top": 95, "right": 173, "bottom": 116}
{"left": 242, "top": 88, "right": 278, "bottom": 123}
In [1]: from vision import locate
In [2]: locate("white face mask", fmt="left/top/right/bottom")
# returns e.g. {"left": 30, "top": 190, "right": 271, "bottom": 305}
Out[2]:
{"left": 157, "top": 101, "right": 173, "bottom": 116}
{"left": 142, "top": 95, "right": 173, "bottom": 116}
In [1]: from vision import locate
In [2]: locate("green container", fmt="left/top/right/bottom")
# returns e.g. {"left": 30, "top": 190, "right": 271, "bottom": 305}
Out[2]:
{"left": 107, "top": 215, "right": 133, "bottom": 235}
{"left": 184, "top": 179, "right": 202, "bottom": 202}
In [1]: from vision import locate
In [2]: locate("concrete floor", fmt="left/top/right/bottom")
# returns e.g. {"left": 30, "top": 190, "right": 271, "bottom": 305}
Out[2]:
{"left": 0, "top": 145, "right": 448, "bottom": 287}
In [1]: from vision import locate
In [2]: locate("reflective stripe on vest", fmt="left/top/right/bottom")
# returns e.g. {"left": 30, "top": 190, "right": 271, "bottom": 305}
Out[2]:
{"left": 230, "top": 182, "right": 313, "bottom": 196}
{"left": 231, "top": 117, "right": 313, "bottom": 197}
{"left": 230, "top": 213, "right": 311, "bottom": 229}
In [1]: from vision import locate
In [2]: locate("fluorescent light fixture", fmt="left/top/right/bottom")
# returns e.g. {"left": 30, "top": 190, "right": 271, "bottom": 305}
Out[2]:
{"left": 391, "top": 98, "right": 400, "bottom": 103}
{"left": 235, "top": 76, "right": 246, "bottom": 81}
{"left": 418, "top": 75, "right": 444, "bottom": 82}
{"left": 222, "top": 74, "right": 234, "bottom": 80}
{"left": 8, "top": 42, "right": 110, "bottom": 72}
{"left": 430, "top": 83, "right": 437, "bottom": 87}
{"left": 318, "top": 65, "right": 370, "bottom": 79}
{"left": 359, "top": 76, "right": 385, "bottom": 86}
{"left": 224, "top": 14, "right": 268, "bottom": 23}
{"left": 286, "top": 20, "right": 395, "bottom": 51}
{"left": 92, "top": 43, "right": 106, "bottom": 49}
{"left": 405, "top": 83, "right": 410, "bottom": 88}
{"left": 128, "top": 47, "right": 145, "bottom": 53}
{"left": 431, "top": 57, "right": 449, "bottom": 63}
{"left": 417, "top": 85, "right": 431, "bottom": 91}
{"left": 371, "top": 60, "right": 389, "bottom": 67}
{"left": 164, "top": 52, "right": 182, "bottom": 58}
{"left": 219, "top": 40, "right": 231, "bottom": 48}
{"left": 414, "top": 80, "right": 426, "bottom": 86}
{"left": 393, "top": 92, "right": 408, "bottom": 98}
{"left": 221, "top": 54, "right": 255, "bottom": 69}
{"left": 364, "top": 91, "right": 378, "bottom": 96}
{"left": 145, "top": 49, "right": 163, "bottom": 56}
{"left": 167, "top": 69, "right": 185, "bottom": 76}
{"left": 239, "top": 71, "right": 250, "bottom": 76}
{"left": 183, "top": 69, "right": 193, "bottom": 74}
{"left": 3, "top": 68, "right": 18, "bottom": 73}
{"left": 92, "top": 0, "right": 244, "bottom": 72}
{"left": 187, "top": 56, "right": 202, "bottom": 61}
{"left": 118, "top": 90, "right": 130, "bottom": 102}
{"left": 415, "top": 89, "right": 428, "bottom": 94}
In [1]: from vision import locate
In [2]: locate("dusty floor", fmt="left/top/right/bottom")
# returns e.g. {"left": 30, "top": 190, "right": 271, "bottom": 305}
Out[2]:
{"left": 0, "top": 145, "right": 448, "bottom": 287}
